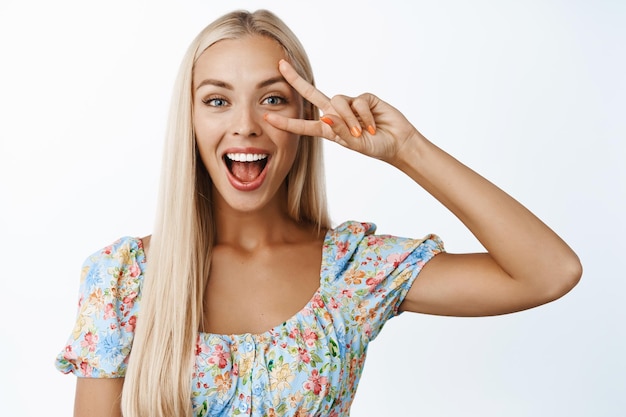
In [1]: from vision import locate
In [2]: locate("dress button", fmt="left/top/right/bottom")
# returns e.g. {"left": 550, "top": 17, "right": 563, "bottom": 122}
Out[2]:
{"left": 244, "top": 341, "right": 254, "bottom": 353}
{"left": 238, "top": 402, "right": 248, "bottom": 413}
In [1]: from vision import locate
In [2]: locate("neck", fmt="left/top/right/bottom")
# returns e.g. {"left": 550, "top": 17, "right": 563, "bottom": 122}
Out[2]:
{"left": 212, "top": 188, "right": 315, "bottom": 251}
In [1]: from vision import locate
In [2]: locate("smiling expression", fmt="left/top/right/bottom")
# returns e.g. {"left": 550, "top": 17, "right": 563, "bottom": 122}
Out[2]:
{"left": 193, "top": 35, "right": 304, "bottom": 214}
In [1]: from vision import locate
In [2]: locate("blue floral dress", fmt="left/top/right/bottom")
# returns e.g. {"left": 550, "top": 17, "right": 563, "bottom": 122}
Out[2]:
{"left": 55, "top": 221, "right": 444, "bottom": 416}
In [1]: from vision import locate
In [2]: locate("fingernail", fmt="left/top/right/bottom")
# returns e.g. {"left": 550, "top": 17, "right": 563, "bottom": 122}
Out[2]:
{"left": 350, "top": 126, "right": 362, "bottom": 137}
{"left": 367, "top": 125, "right": 376, "bottom": 135}
{"left": 320, "top": 116, "right": 334, "bottom": 126}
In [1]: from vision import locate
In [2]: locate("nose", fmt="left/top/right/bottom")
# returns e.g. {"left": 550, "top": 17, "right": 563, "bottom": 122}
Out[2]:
{"left": 232, "top": 104, "right": 263, "bottom": 137}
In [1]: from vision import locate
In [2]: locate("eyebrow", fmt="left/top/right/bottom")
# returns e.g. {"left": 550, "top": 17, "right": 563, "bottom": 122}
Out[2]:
{"left": 195, "top": 76, "right": 287, "bottom": 92}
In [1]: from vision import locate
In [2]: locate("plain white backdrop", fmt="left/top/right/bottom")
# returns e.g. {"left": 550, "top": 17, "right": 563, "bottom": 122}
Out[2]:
{"left": 1, "top": 0, "right": 624, "bottom": 415}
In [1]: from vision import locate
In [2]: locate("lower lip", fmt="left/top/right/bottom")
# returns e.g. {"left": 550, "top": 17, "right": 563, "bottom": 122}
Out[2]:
{"left": 225, "top": 160, "right": 269, "bottom": 191}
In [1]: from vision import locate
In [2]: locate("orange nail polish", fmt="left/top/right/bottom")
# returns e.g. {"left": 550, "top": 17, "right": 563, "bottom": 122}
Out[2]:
{"left": 350, "top": 126, "right": 362, "bottom": 137}
{"left": 367, "top": 125, "right": 376, "bottom": 135}
{"left": 320, "top": 116, "right": 334, "bottom": 126}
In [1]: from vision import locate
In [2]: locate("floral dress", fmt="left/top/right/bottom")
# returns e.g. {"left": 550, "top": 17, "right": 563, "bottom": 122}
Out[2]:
{"left": 55, "top": 221, "right": 444, "bottom": 416}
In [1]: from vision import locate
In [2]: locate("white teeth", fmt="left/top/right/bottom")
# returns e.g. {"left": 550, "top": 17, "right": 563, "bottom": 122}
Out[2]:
{"left": 226, "top": 153, "right": 268, "bottom": 162}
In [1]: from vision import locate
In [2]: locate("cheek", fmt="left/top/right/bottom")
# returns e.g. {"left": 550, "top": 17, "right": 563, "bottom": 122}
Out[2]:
{"left": 280, "top": 134, "right": 301, "bottom": 169}
{"left": 194, "top": 130, "right": 223, "bottom": 178}
{"left": 193, "top": 113, "right": 221, "bottom": 153}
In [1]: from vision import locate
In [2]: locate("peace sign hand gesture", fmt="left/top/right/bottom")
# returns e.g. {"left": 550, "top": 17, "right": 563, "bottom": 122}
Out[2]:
{"left": 264, "top": 60, "right": 424, "bottom": 165}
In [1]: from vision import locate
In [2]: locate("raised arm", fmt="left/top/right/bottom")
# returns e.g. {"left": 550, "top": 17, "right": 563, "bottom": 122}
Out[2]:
{"left": 265, "top": 59, "right": 582, "bottom": 317}
{"left": 392, "top": 133, "right": 581, "bottom": 316}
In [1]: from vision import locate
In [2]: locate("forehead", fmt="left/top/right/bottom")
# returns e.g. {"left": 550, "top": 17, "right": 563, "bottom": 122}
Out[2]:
{"left": 193, "top": 36, "right": 288, "bottom": 85}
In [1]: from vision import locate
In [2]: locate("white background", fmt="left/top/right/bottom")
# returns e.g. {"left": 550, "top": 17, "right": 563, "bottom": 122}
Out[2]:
{"left": 1, "top": 0, "right": 625, "bottom": 416}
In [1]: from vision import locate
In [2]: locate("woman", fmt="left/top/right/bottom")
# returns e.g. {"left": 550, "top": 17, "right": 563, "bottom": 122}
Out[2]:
{"left": 55, "top": 9, "right": 582, "bottom": 417}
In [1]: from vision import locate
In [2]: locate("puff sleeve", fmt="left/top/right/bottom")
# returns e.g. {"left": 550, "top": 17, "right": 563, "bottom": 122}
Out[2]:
{"left": 321, "top": 221, "right": 444, "bottom": 343}
{"left": 54, "top": 237, "right": 146, "bottom": 378}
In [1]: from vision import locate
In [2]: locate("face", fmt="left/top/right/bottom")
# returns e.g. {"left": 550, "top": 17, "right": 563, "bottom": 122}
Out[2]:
{"left": 192, "top": 35, "right": 303, "bottom": 215}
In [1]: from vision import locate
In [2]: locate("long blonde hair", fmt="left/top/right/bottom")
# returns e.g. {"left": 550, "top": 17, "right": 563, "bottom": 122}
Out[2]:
{"left": 121, "top": 9, "right": 330, "bottom": 417}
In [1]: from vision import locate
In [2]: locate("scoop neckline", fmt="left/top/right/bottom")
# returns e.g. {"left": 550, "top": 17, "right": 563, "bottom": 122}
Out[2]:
{"left": 198, "top": 286, "right": 325, "bottom": 341}
{"left": 132, "top": 227, "right": 335, "bottom": 341}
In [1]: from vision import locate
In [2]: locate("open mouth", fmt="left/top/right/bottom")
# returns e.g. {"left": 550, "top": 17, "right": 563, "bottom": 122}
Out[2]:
{"left": 224, "top": 153, "right": 269, "bottom": 183}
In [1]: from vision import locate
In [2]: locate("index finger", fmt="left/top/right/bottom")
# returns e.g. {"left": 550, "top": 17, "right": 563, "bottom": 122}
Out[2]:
{"left": 279, "top": 59, "right": 331, "bottom": 112}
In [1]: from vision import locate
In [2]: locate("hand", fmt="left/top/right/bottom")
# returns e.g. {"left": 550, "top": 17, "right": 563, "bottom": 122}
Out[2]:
{"left": 264, "top": 59, "right": 424, "bottom": 164}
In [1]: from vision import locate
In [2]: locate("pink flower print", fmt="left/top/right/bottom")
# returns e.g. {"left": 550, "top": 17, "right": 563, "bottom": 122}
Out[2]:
{"left": 63, "top": 345, "right": 77, "bottom": 361}
{"left": 363, "top": 322, "right": 372, "bottom": 338}
{"left": 80, "top": 331, "right": 99, "bottom": 352}
{"left": 311, "top": 294, "right": 324, "bottom": 309}
{"left": 102, "top": 245, "right": 113, "bottom": 255}
{"left": 232, "top": 363, "right": 239, "bottom": 376}
{"left": 328, "top": 297, "right": 340, "bottom": 310}
{"left": 366, "top": 235, "right": 384, "bottom": 246}
{"left": 340, "top": 288, "right": 353, "bottom": 299}
{"left": 122, "top": 292, "right": 137, "bottom": 308}
{"left": 79, "top": 360, "right": 93, "bottom": 377}
{"left": 303, "top": 328, "right": 319, "bottom": 347}
{"left": 366, "top": 270, "right": 385, "bottom": 290}
{"left": 208, "top": 345, "right": 229, "bottom": 369}
{"left": 303, "top": 369, "right": 329, "bottom": 395}
{"left": 301, "top": 306, "right": 313, "bottom": 317}
{"left": 335, "top": 240, "right": 349, "bottom": 260}
{"left": 288, "top": 327, "right": 301, "bottom": 340}
{"left": 365, "top": 276, "right": 383, "bottom": 289}
{"left": 103, "top": 303, "right": 115, "bottom": 320}
{"left": 123, "top": 315, "right": 137, "bottom": 332}
{"left": 298, "top": 347, "right": 311, "bottom": 364}
{"left": 129, "top": 261, "right": 140, "bottom": 277}
{"left": 194, "top": 371, "right": 206, "bottom": 389}
{"left": 386, "top": 252, "right": 405, "bottom": 268}
{"left": 195, "top": 338, "right": 210, "bottom": 356}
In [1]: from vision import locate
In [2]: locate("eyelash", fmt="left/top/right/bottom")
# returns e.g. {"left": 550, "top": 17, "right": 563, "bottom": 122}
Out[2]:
{"left": 201, "top": 94, "right": 288, "bottom": 107}
{"left": 202, "top": 96, "right": 228, "bottom": 107}
{"left": 262, "top": 95, "right": 288, "bottom": 105}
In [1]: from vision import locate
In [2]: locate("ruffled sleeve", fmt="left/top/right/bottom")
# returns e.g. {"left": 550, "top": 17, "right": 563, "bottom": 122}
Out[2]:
{"left": 321, "top": 221, "right": 444, "bottom": 342}
{"left": 54, "top": 236, "right": 146, "bottom": 378}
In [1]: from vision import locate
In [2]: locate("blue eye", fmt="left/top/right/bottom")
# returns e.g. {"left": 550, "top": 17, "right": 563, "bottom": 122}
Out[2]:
{"left": 263, "top": 95, "right": 286, "bottom": 105}
{"left": 203, "top": 97, "right": 228, "bottom": 107}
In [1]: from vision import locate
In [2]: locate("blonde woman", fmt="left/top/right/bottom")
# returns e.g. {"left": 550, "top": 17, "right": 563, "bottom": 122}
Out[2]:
{"left": 55, "top": 9, "right": 582, "bottom": 417}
